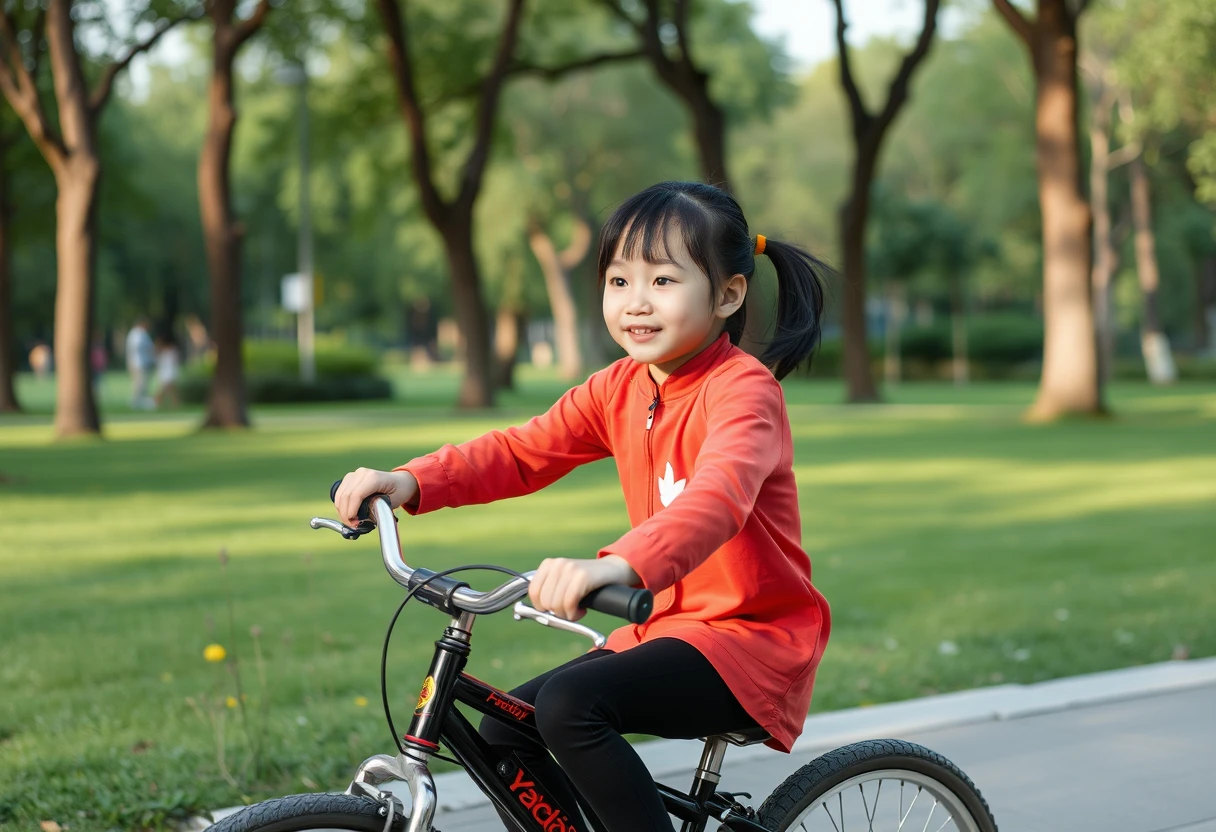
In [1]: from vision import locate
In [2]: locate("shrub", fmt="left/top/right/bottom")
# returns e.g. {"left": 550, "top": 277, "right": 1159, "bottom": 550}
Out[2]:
{"left": 180, "top": 373, "right": 392, "bottom": 405}
{"left": 180, "top": 341, "right": 391, "bottom": 405}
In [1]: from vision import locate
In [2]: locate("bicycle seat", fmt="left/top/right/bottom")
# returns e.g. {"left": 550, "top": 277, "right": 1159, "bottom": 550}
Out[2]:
{"left": 710, "top": 726, "right": 772, "bottom": 747}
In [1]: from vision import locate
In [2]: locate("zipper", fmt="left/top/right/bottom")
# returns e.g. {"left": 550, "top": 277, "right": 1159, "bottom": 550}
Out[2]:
{"left": 645, "top": 381, "right": 660, "bottom": 516}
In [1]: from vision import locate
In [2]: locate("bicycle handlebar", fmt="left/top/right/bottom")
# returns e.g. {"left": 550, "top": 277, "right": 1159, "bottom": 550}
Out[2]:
{"left": 318, "top": 481, "right": 652, "bottom": 625}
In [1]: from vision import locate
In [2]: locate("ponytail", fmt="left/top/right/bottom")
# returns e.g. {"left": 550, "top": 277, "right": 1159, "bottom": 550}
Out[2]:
{"left": 755, "top": 238, "right": 830, "bottom": 381}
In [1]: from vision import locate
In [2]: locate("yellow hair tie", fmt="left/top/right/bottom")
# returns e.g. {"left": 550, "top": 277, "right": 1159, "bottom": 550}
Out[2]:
{"left": 754, "top": 234, "right": 766, "bottom": 256}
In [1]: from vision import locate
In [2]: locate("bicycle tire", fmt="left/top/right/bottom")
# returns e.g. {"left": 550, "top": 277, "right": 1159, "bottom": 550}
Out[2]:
{"left": 204, "top": 792, "right": 420, "bottom": 832}
{"left": 756, "top": 739, "right": 997, "bottom": 832}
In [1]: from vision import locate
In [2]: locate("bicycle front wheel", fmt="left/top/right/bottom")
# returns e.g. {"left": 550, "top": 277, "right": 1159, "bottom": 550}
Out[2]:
{"left": 757, "top": 739, "right": 997, "bottom": 832}
{"left": 205, "top": 793, "right": 416, "bottom": 832}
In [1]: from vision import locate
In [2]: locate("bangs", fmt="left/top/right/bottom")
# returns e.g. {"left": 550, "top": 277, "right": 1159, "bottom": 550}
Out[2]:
{"left": 597, "top": 188, "right": 720, "bottom": 283}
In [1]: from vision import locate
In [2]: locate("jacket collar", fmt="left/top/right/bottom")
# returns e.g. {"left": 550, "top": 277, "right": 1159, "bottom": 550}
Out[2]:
{"left": 633, "top": 332, "right": 736, "bottom": 401}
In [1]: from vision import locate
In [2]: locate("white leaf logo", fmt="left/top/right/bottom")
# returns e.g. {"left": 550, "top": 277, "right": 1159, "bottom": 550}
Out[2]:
{"left": 657, "top": 462, "right": 686, "bottom": 508}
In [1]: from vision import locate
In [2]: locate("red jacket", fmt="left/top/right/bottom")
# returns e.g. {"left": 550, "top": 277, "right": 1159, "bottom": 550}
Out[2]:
{"left": 398, "top": 333, "right": 830, "bottom": 751}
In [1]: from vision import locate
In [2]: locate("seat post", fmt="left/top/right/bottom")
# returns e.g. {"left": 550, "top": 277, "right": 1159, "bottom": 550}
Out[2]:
{"left": 683, "top": 736, "right": 729, "bottom": 830}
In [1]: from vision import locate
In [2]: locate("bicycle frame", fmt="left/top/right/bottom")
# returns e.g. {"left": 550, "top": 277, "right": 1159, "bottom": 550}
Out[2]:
{"left": 346, "top": 610, "right": 769, "bottom": 832}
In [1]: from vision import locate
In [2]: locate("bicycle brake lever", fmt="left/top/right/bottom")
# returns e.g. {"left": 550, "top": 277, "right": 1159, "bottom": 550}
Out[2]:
{"left": 310, "top": 517, "right": 376, "bottom": 540}
{"left": 513, "top": 602, "right": 607, "bottom": 648}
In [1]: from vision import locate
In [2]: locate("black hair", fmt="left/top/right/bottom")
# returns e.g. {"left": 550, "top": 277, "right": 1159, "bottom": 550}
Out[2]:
{"left": 596, "top": 181, "right": 830, "bottom": 380}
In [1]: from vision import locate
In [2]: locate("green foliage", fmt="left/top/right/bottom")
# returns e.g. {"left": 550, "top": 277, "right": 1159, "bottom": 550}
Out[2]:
{"left": 236, "top": 340, "right": 381, "bottom": 377}
{"left": 898, "top": 314, "right": 1042, "bottom": 368}
{"left": 1099, "top": 0, "right": 1216, "bottom": 205}
{"left": 178, "top": 341, "right": 391, "bottom": 404}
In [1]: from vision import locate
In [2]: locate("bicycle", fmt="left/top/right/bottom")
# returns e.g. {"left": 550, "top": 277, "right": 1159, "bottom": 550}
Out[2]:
{"left": 208, "top": 487, "right": 998, "bottom": 832}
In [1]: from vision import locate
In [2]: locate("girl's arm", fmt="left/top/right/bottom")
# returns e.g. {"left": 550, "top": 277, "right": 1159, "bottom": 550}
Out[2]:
{"left": 395, "top": 368, "right": 615, "bottom": 513}
{"left": 600, "top": 363, "right": 788, "bottom": 592}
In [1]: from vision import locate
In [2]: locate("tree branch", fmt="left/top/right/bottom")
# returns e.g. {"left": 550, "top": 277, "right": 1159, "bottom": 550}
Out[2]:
{"left": 90, "top": 7, "right": 203, "bottom": 115}
{"left": 992, "top": 0, "right": 1034, "bottom": 49}
{"left": 29, "top": 6, "right": 45, "bottom": 81}
{"left": 451, "top": 47, "right": 643, "bottom": 97}
{"left": 831, "top": 0, "right": 870, "bottom": 133}
{"left": 874, "top": 0, "right": 940, "bottom": 135}
{"left": 234, "top": 0, "right": 273, "bottom": 50}
{"left": 558, "top": 217, "right": 591, "bottom": 270}
{"left": 596, "top": 0, "right": 646, "bottom": 40}
{"left": 375, "top": 0, "right": 447, "bottom": 225}
{"left": 0, "top": 7, "right": 65, "bottom": 167}
{"left": 1106, "top": 142, "right": 1141, "bottom": 170}
{"left": 673, "top": 0, "right": 691, "bottom": 63}
{"left": 458, "top": 0, "right": 526, "bottom": 210}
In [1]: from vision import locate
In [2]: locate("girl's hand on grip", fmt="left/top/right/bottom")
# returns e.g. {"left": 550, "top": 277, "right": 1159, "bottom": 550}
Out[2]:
{"left": 334, "top": 468, "right": 419, "bottom": 527}
{"left": 529, "top": 555, "right": 640, "bottom": 622}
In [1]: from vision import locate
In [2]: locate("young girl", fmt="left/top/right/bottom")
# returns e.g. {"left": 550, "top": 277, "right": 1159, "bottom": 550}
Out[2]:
{"left": 334, "top": 181, "right": 832, "bottom": 831}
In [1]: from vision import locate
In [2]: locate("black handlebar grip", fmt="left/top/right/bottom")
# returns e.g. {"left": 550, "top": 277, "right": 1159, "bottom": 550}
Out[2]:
{"left": 582, "top": 585, "right": 653, "bottom": 624}
{"left": 330, "top": 479, "right": 376, "bottom": 523}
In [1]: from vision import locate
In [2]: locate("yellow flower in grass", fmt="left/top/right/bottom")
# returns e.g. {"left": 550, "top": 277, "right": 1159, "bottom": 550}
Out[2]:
{"left": 203, "top": 644, "right": 227, "bottom": 663}
{"left": 354, "top": 696, "right": 369, "bottom": 708}
{"left": 226, "top": 696, "right": 238, "bottom": 709}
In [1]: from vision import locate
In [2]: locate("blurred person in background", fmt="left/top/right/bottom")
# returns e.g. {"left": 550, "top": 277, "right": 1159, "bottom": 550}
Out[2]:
{"left": 126, "top": 317, "right": 156, "bottom": 410}
{"left": 153, "top": 331, "right": 181, "bottom": 410}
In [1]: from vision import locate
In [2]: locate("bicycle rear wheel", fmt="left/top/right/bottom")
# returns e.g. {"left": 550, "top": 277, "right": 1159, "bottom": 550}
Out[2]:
{"left": 205, "top": 793, "right": 416, "bottom": 832}
{"left": 757, "top": 739, "right": 997, "bottom": 832}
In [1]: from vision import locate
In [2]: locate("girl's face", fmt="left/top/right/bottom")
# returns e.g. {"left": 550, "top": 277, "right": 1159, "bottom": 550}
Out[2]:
{"left": 602, "top": 228, "right": 746, "bottom": 385}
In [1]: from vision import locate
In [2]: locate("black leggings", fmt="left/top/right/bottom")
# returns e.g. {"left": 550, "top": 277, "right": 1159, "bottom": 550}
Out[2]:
{"left": 479, "top": 637, "right": 757, "bottom": 831}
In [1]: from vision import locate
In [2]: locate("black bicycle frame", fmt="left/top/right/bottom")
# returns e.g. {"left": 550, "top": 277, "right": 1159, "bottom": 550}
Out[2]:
{"left": 395, "top": 617, "right": 762, "bottom": 832}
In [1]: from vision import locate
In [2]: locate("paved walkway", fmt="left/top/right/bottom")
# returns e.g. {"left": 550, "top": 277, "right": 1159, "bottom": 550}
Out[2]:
{"left": 203, "top": 658, "right": 1216, "bottom": 831}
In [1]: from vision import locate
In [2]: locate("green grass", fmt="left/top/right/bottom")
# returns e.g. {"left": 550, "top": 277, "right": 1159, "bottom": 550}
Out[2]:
{"left": 2, "top": 370, "right": 1215, "bottom": 830}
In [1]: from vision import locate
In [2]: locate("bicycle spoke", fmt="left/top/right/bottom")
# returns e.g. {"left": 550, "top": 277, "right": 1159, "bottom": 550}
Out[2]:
{"left": 897, "top": 785, "right": 922, "bottom": 831}
{"left": 934, "top": 816, "right": 956, "bottom": 832}
{"left": 859, "top": 779, "right": 881, "bottom": 831}
{"left": 821, "top": 799, "right": 843, "bottom": 832}
{"left": 920, "top": 798, "right": 939, "bottom": 832}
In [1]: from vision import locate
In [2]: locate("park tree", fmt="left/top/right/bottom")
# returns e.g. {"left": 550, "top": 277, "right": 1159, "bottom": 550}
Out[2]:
{"left": 1094, "top": 0, "right": 1216, "bottom": 380}
{"left": 0, "top": 0, "right": 196, "bottom": 437}
{"left": 1080, "top": 48, "right": 1133, "bottom": 391}
{"left": 0, "top": 111, "right": 21, "bottom": 412}
{"left": 594, "top": 0, "right": 784, "bottom": 196}
{"left": 992, "top": 0, "right": 1103, "bottom": 419}
{"left": 372, "top": 0, "right": 531, "bottom": 407}
{"left": 831, "top": 0, "right": 941, "bottom": 402}
{"left": 197, "top": 0, "right": 273, "bottom": 428}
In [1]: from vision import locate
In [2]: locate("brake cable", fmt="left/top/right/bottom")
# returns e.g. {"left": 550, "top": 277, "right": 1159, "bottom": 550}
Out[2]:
{"left": 380, "top": 564, "right": 528, "bottom": 765}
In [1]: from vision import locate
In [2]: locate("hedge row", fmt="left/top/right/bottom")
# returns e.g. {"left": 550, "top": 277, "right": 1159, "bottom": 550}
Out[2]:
{"left": 181, "top": 341, "right": 391, "bottom": 404}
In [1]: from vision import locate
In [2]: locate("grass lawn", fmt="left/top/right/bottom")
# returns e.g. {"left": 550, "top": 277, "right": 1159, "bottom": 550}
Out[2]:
{"left": 1, "top": 370, "right": 1215, "bottom": 830}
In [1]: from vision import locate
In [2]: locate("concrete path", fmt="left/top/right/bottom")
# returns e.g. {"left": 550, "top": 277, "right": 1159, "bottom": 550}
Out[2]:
{"left": 203, "top": 657, "right": 1216, "bottom": 831}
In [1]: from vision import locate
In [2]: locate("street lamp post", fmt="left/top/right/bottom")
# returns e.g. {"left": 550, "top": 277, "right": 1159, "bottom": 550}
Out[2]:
{"left": 276, "top": 62, "right": 315, "bottom": 383}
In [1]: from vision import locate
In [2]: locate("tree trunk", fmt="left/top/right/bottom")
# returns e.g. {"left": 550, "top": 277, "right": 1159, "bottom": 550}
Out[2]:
{"left": 493, "top": 304, "right": 525, "bottom": 390}
{"left": 1021, "top": 1, "right": 1102, "bottom": 420}
{"left": 832, "top": 0, "right": 938, "bottom": 402}
{"left": 199, "top": 25, "right": 249, "bottom": 428}
{"left": 1129, "top": 154, "right": 1175, "bottom": 384}
{"left": 687, "top": 80, "right": 733, "bottom": 193}
{"left": 528, "top": 221, "right": 584, "bottom": 380}
{"left": 52, "top": 160, "right": 102, "bottom": 436}
{"left": 1088, "top": 93, "right": 1118, "bottom": 393}
{"left": 883, "top": 283, "right": 904, "bottom": 384}
{"left": 441, "top": 223, "right": 494, "bottom": 408}
{"left": 948, "top": 272, "right": 969, "bottom": 385}
{"left": 0, "top": 146, "right": 19, "bottom": 413}
{"left": 840, "top": 148, "right": 881, "bottom": 401}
